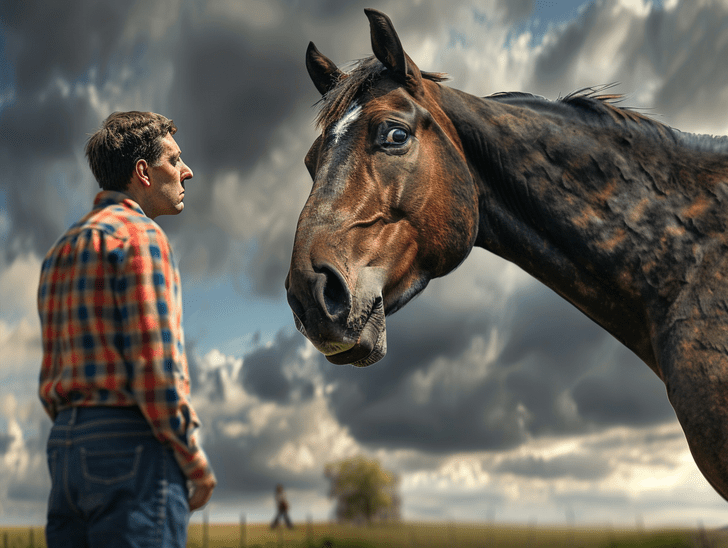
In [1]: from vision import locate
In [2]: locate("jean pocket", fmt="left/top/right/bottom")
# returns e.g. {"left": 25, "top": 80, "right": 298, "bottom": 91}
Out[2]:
{"left": 81, "top": 445, "right": 142, "bottom": 484}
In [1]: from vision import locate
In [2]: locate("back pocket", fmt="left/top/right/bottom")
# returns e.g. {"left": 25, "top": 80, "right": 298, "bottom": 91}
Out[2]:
{"left": 81, "top": 445, "right": 142, "bottom": 484}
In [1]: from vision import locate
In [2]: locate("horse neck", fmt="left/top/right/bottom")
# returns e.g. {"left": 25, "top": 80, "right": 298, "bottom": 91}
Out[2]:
{"left": 437, "top": 84, "right": 728, "bottom": 373}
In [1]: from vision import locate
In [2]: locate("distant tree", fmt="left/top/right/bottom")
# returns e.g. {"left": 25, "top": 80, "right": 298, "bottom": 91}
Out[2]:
{"left": 324, "top": 455, "right": 401, "bottom": 524}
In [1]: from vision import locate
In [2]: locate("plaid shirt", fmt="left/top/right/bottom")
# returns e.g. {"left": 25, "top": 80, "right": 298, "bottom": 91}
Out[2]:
{"left": 38, "top": 190, "right": 214, "bottom": 486}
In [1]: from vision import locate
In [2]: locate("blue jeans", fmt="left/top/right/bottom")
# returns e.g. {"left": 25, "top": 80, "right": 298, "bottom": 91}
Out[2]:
{"left": 45, "top": 406, "right": 189, "bottom": 548}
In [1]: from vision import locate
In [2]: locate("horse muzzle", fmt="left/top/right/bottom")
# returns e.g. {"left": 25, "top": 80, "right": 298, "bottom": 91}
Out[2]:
{"left": 285, "top": 264, "right": 388, "bottom": 366}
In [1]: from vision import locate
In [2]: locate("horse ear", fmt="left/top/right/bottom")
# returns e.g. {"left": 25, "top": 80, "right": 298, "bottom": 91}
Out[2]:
{"left": 364, "top": 8, "right": 424, "bottom": 97}
{"left": 306, "top": 42, "right": 343, "bottom": 96}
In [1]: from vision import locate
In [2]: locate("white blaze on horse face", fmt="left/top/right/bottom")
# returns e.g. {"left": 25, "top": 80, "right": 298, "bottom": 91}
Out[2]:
{"left": 332, "top": 102, "right": 362, "bottom": 144}
{"left": 309, "top": 101, "right": 361, "bottom": 222}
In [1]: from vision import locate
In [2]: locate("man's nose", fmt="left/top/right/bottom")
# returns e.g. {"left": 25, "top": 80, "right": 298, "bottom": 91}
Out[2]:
{"left": 182, "top": 161, "right": 193, "bottom": 180}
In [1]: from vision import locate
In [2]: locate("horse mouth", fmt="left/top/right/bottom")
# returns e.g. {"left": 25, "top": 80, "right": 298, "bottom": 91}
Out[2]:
{"left": 294, "top": 297, "right": 387, "bottom": 367}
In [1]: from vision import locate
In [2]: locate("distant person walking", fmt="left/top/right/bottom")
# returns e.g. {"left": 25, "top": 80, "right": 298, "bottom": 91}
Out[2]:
{"left": 271, "top": 484, "right": 293, "bottom": 529}
{"left": 37, "top": 111, "right": 216, "bottom": 548}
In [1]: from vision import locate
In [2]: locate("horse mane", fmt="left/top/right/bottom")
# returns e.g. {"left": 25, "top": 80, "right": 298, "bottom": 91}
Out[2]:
{"left": 316, "top": 59, "right": 728, "bottom": 156}
{"left": 489, "top": 86, "right": 728, "bottom": 155}
{"left": 488, "top": 85, "right": 674, "bottom": 139}
{"left": 561, "top": 85, "right": 655, "bottom": 125}
{"left": 565, "top": 88, "right": 728, "bottom": 154}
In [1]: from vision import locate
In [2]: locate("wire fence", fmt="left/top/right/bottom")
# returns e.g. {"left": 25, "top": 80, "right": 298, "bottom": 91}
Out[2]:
{"left": 184, "top": 513, "right": 727, "bottom": 548}
{"left": 1, "top": 517, "right": 725, "bottom": 548}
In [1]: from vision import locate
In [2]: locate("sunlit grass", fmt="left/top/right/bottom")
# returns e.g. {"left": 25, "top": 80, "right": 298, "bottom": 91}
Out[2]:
{"left": 185, "top": 521, "right": 723, "bottom": 548}
{"left": 1, "top": 522, "right": 722, "bottom": 547}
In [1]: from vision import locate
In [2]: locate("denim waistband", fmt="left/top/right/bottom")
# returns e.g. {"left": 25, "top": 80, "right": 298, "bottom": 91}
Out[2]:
{"left": 55, "top": 405, "right": 147, "bottom": 425}
{"left": 49, "top": 406, "right": 154, "bottom": 445}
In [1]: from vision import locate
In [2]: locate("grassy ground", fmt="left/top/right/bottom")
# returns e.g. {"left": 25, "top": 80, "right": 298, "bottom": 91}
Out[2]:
{"left": 1, "top": 522, "right": 723, "bottom": 548}
{"left": 185, "top": 522, "right": 726, "bottom": 548}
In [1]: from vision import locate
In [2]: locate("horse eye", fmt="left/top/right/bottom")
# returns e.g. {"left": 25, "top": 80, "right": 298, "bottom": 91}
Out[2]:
{"left": 385, "top": 127, "right": 409, "bottom": 145}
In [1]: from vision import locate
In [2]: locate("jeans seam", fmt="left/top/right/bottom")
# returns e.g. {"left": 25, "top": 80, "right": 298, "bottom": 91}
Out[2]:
{"left": 75, "top": 430, "right": 154, "bottom": 444}
{"left": 50, "top": 419, "right": 149, "bottom": 432}
{"left": 47, "top": 430, "right": 154, "bottom": 447}
{"left": 61, "top": 445, "right": 82, "bottom": 517}
{"left": 70, "top": 417, "right": 147, "bottom": 429}
{"left": 156, "top": 452, "right": 169, "bottom": 546}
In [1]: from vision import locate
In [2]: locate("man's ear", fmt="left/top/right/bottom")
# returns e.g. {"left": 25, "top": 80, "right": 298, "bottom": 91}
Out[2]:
{"left": 134, "top": 159, "right": 151, "bottom": 188}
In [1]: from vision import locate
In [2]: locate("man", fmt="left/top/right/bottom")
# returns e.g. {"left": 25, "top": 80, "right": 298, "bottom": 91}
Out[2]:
{"left": 270, "top": 484, "right": 293, "bottom": 529}
{"left": 37, "top": 111, "right": 216, "bottom": 547}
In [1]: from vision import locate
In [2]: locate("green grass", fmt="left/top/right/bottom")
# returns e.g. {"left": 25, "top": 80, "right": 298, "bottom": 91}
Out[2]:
{"left": 1, "top": 522, "right": 722, "bottom": 548}
{"left": 185, "top": 522, "right": 725, "bottom": 548}
{"left": 0, "top": 527, "right": 43, "bottom": 548}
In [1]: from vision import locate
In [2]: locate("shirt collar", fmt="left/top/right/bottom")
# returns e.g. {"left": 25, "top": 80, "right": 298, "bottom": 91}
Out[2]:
{"left": 93, "top": 190, "right": 147, "bottom": 217}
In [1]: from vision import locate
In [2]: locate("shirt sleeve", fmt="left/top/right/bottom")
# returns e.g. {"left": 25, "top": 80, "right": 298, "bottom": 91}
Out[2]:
{"left": 116, "top": 225, "right": 215, "bottom": 486}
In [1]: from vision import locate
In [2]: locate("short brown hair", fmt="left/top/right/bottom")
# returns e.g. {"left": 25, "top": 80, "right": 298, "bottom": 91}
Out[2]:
{"left": 85, "top": 111, "right": 177, "bottom": 191}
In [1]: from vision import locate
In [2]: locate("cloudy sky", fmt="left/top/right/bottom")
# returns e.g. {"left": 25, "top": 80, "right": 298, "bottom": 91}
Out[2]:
{"left": 2, "top": 0, "right": 728, "bottom": 529}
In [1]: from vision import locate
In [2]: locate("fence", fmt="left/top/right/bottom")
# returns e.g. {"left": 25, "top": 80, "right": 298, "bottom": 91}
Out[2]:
{"left": 1, "top": 518, "right": 724, "bottom": 548}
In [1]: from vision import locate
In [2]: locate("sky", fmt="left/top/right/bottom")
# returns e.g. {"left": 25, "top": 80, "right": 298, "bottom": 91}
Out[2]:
{"left": 1, "top": 0, "right": 728, "bottom": 529}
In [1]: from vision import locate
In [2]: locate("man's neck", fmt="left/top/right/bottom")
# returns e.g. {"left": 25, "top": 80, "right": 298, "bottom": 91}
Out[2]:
{"left": 119, "top": 186, "right": 155, "bottom": 219}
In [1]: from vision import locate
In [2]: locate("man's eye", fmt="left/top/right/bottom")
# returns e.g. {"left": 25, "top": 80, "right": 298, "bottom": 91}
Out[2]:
{"left": 384, "top": 127, "right": 409, "bottom": 145}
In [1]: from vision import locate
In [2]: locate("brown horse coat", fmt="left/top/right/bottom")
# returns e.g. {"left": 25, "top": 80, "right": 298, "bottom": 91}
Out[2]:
{"left": 286, "top": 9, "right": 728, "bottom": 502}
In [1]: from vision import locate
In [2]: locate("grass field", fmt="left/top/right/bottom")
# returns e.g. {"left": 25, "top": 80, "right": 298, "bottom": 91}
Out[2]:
{"left": 1, "top": 522, "right": 724, "bottom": 548}
{"left": 185, "top": 522, "right": 724, "bottom": 548}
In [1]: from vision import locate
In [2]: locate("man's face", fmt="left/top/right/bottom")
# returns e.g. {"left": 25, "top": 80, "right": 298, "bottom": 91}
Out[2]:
{"left": 147, "top": 133, "right": 193, "bottom": 217}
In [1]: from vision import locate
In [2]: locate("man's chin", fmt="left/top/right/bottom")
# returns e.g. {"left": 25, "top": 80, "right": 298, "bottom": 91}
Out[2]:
{"left": 159, "top": 203, "right": 184, "bottom": 217}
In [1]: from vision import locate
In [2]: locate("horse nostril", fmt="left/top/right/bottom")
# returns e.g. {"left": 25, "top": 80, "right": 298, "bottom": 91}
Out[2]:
{"left": 316, "top": 264, "right": 351, "bottom": 320}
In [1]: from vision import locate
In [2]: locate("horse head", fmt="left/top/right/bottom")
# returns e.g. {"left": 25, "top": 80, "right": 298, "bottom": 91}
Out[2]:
{"left": 285, "top": 9, "right": 479, "bottom": 366}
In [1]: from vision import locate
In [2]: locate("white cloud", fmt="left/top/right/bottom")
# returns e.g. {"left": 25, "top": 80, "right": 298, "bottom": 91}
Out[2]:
{"left": 396, "top": 422, "right": 724, "bottom": 526}
{"left": 0, "top": 394, "right": 50, "bottom": 524}
{"left": 0, "top": 254, "right": 41, "bottom": 321}
{"left": 424, "top": 251, "right": 535, "bottom": 315}
{"left": 614, "top": 0, "right": 652, "bottom": 18}
{"left": 407, "top": 331, "right": 500, "bottom": 407}
{"left": 268, "top": 399, "right": 360, "bottom": 474}
{"left": 412, "top": 5, "right": 537, "bottom": 94}
{"left": 190, "top": 346, "right": 362, "bottom": 492}
{"left": 0, "top": 318, "right": 41, "bottom": 377}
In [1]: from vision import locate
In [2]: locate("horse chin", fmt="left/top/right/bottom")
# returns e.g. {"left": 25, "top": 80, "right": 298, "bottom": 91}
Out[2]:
{"left": 291, "top": 267, "right": 390, "bottom": 366}
{"left": 326, "top": 297, "right": 387, "bottom": 367}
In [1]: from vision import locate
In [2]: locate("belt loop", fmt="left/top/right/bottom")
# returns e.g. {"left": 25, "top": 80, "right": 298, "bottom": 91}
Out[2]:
{"left": 68, "top": 406, "right": 77, "bottom": 426}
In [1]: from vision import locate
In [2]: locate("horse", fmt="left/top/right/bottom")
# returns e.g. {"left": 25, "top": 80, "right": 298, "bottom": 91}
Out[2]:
{"left": 285, "top": 8, "right": 728, "bottom": 502}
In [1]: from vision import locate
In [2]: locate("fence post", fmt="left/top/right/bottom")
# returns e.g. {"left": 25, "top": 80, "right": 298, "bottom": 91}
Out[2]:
{"left": 203, "top": 508, "right": 209, "bottom": 548}
{"left": 566, "top": 507, "right": 575, "bottom": 548}
{"left": 528, "top": 517, "right": 537, "bottom": 548}
{"left": 240, "top": 513, "right": 246, "bottom": 548}
{"left": 695, "top": 519, "right": 712, "bottom": 548}
{"left": 29, "top": 527, "right": 34, "bottom": 548}
{"left": 307, "top": 513, "right": 314, "bottom": 546}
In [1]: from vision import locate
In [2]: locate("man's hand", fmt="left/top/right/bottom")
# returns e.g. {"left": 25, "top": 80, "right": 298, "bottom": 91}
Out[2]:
{"left": 188, "top": 478, "right": 216, "bottom": 511}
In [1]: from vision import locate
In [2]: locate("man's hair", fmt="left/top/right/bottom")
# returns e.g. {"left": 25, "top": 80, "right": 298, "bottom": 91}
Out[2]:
{"left": 85, "top": 111, "right": 177, "bottom": 191}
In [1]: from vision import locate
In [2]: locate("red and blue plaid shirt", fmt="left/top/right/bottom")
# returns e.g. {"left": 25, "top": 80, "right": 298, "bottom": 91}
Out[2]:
{"left": 38, "top": 190, "right": 214, "bottom": 485}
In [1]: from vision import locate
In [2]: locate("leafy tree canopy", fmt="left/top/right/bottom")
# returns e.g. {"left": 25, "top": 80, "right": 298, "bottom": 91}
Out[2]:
{"left": 324, "top": 455, "right": 401, "bottom": 524}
